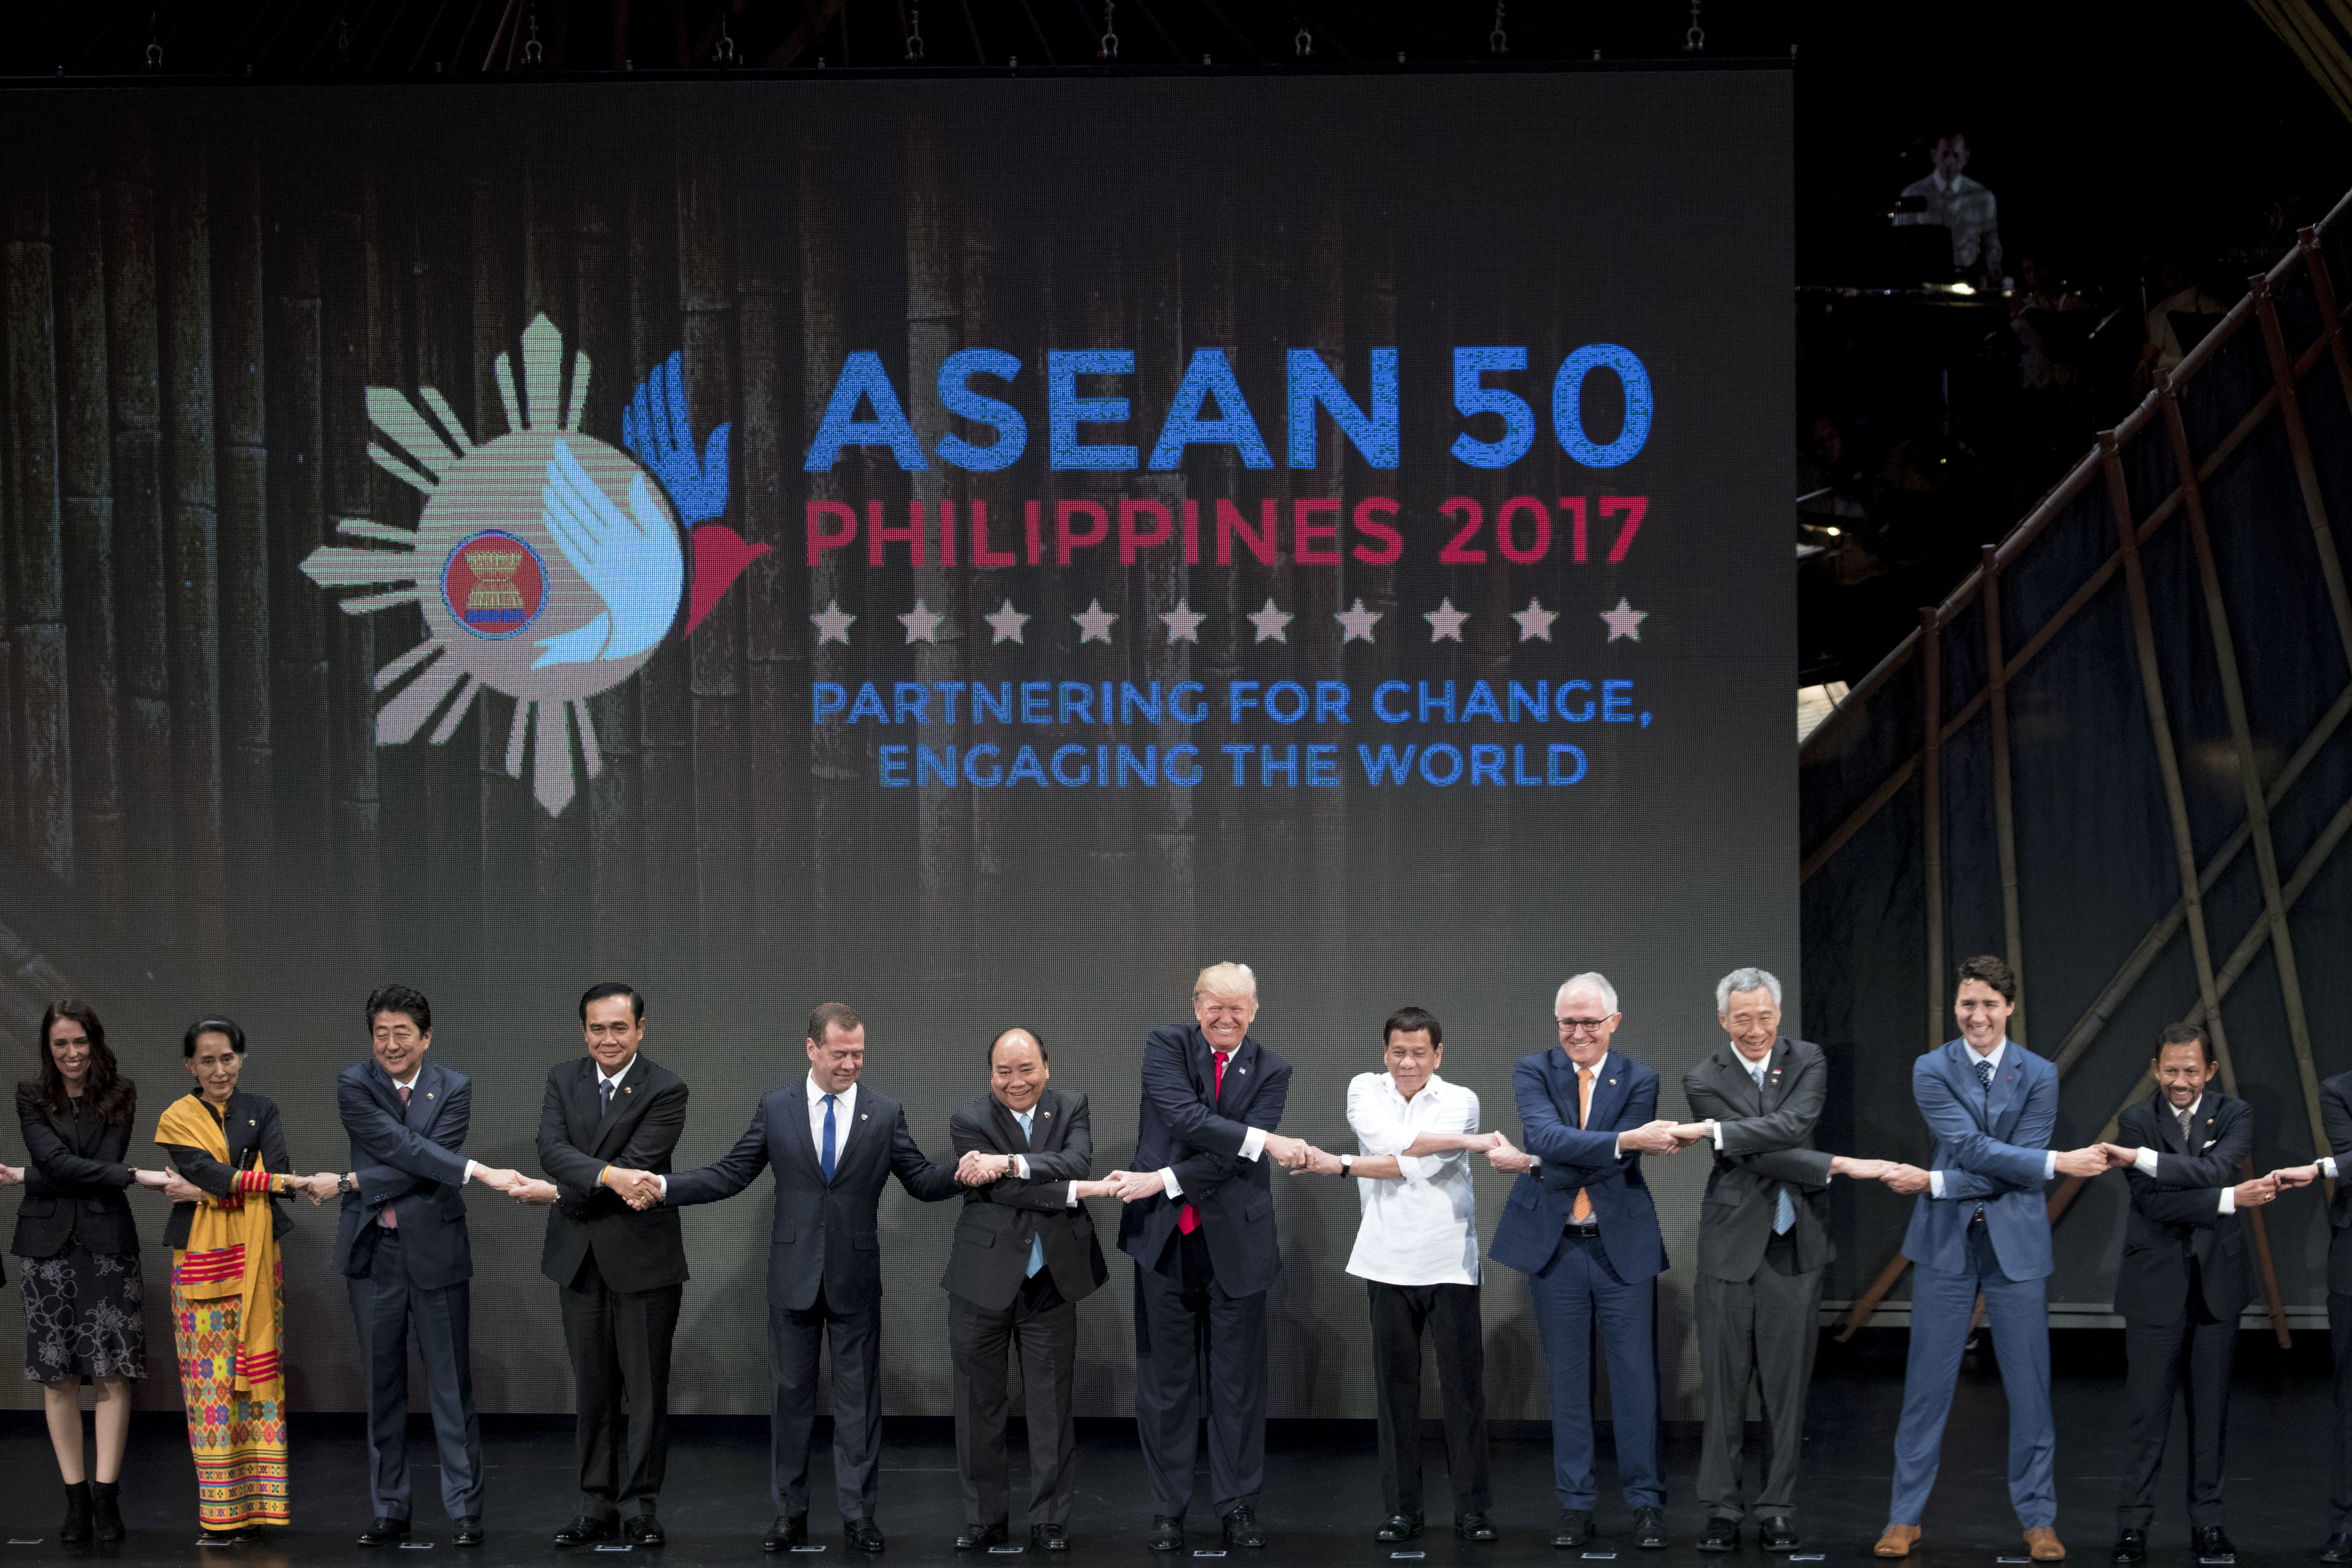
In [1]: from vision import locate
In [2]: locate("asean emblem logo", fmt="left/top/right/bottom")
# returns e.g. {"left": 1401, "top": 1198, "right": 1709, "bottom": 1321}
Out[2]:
{"left": 301, "top": 314, "right": 767, "bottom": 815}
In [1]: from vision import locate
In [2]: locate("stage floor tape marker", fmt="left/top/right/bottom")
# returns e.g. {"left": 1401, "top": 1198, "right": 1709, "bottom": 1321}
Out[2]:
{"left": 1583, "top": 1554, "right": 1620, "bottom": 1560}
{"left": 1997, "top": 1558, "right": 2033, "bottom": 1563}
{"left": 791, "top": 1546, "right": 827, "bottom": 1554}
{"left": 1789, "top": 1555, "right": 1826, "bottom": 1562}
{"left": 1392, "top": 1551, "right": 1427, "bottom": 1559}
{"left": 594, "top": 1546, "right": 632, "bottom": 1554}
{"left": 988, "top": 1548, "right": 1026, "bottom": 1555}
{"left": 1194, "top": 1551, "right": 1228, "bottom": 1558}
{"left": 399, "top": 1544, "right": 435, "bottom": 1551}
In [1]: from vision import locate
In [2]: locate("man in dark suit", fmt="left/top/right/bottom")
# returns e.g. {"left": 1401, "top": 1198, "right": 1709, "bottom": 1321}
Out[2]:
{"left": 2090, "top": 1022, "right": 2268, "bottom": 1564}
{"left": 518, "top": 983, "right": 692, "bottom": 1549}
{"left": 1111, "top": 961, "right": 1309, "bottom": 1554}
{"left": 2266, "top": 1068, "right": 2352, "bottom": 1561}
{"left": 942, "top": 1028, "right": 1114, "bottom": 1552}
{"left": 629, "top": 1002, "right": 960, "bottom": 1555}
{"left": 331, "top": 984, "right": 527, "bottom": 1550}
{"left": 1875, "top": 955, "right": 2107, "bottom": 1563}
{"left": 1673, "top": 967, "right": 1896, "bottom": 1555}
{"left": 1487, "top": 971, "right": 1681, "bottom": 1552}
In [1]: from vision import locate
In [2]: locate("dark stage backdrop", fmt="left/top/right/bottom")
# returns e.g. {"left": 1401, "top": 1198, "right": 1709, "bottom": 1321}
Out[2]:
{"left": 0, "top": 69, "right": 1793, "bottom": 1418}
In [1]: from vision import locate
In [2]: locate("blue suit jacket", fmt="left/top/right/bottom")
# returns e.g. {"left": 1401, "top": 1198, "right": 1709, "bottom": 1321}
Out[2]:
{"left": 665, "top": 1080, "right": 959, "bottom": 1311}
{"left": 1899, "top": 1038, "right": 2057, "bottom": 1282}
{"left": 1488, "top": 1048, "right": 1667, "bottom": 1284}
{"left": 1115, "top": 1025, "right": 1292, "bottom": 1299}
{"left": 332, "top": 1057, "right": 474, "bottom": 1289}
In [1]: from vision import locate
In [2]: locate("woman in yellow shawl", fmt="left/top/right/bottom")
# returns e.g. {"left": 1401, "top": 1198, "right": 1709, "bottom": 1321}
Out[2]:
{"left": 155, "top": 1017, "right": 336, "bottom": 1543}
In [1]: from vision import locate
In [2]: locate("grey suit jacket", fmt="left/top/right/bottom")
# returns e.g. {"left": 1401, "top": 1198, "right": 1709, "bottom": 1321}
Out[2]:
{"left": 1683, "top": 1037, "right": 1836, "bottom": 1283}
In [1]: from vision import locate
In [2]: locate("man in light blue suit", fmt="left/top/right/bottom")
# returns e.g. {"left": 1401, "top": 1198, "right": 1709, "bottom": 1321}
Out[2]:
{"left": 1874, "top": 955, "right": 2107, "bottom": 1563}
{"left": 1488, "top": 972, "right": 1683, "bottom": 1552}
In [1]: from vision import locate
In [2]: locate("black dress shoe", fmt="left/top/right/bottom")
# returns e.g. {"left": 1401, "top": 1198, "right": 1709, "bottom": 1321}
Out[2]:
{"left": 1554, "top": 1510, "right": 1596, "bottom": 1548}
{"left": 2193, "top": 1525, "right": 2236, "bottom": 1561}
{"left": 1456, "top": 1513, "right": 1498, "bottom": 1542}
{"left": 845, "top": 1517, "right": 887, "bottom": 1554}
{"left": 627, "top": 1515, "right": 665, "bottom": 1547}
{"left": 554, "top": 1515, "right": 617, "bottom": 1547}
{"left": 1222, "top": 1506, "right": 1267, "bottom": 1548}
{"left": 452, "top": 1516, "right": 486, "bottom": 1547}
{"left": 1635, "top": 1507, "right": 1671, "bottom": 1550}
{"left": 1149, "top": 1515, "right": 1185, "bottom": 1552}
{"left": 2322, "top": 1532, "right": 2352, "bottom": 1565}
{"left": 764, "top": 1515, "right": 810, "bottom": 1552}
{"left": 957, "top": 1521, "right": 1010, "bottom": 1550}
{"left": 1759, "top": 1517, "right": 1801, "bottom": 1552}
{"left": 1699, "top": 1517, "right": 1740, "bottom": 1552}
{"left": 358, "top": 1517, "right": 414, "bottom": 1547}
{"left": 1032, "top": 1523, "right": 1071, "bottom": 1552}
{"left": 1377, "top": 1514, "right": 1425, "bottom": 1543}
{"left": 2111, "top": 1528, "right": 2147, "bottom": 1564}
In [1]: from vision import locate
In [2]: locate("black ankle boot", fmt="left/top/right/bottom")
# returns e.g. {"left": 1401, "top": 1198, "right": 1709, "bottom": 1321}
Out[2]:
{"left": 60, "top": 1481, "right": 93, "bottom": 1544}
{"left": 91, "top": 1480, "right": 125, "bottom": 1542}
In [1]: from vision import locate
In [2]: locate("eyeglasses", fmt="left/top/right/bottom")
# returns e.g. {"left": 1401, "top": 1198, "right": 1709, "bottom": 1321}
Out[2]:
{"left": 1554, "top": 1015, "right": 1617, "bottom": 1036}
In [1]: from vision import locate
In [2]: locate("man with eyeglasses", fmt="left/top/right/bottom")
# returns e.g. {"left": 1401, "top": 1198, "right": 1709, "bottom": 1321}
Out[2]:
{"left": 1487, "top": 972, "right": 1683, "bottom": 1552}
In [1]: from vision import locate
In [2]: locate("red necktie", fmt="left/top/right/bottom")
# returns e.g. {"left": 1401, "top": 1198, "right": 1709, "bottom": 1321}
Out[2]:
{"left": 1176, "top": 1052, "right": 1230, "bottom": 1235}
{"left": 379, "top": 1083, "right": 411, "bottom": 1230}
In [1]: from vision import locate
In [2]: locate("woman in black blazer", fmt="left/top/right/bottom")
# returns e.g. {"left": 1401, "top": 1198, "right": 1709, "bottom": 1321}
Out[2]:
{"left": 14, "top": 1000, "right": 173, "bottom": 1545}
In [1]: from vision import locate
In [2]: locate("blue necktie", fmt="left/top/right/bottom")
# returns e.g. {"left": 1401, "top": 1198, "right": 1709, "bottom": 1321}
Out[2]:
{"left": 1975, "top": 1057, "right": 1995, "bottom": 1091}
{"left": 821, "top": 1094, "right": 838, "bottom": 1181}
{"left": 1752, "top": 1064, "right": 1796, "bottom": 1235}
{"left": 1015, "top": 1110, "right": 1045, "bottom": 1277}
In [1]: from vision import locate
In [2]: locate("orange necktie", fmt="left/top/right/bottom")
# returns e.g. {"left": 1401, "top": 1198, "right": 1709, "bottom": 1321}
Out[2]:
{"left": 1176, "top": 1052, "right": 1230, "bottom": 1235}
{"left": 1572, "top": 1066, "right": 1594, "bottom": 1223}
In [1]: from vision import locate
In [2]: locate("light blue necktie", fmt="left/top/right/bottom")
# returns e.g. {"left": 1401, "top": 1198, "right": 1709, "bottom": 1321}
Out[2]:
{"left": 1752, "top": 1063, "right": 1795, "bottom": 1235}
{"left": 1014, "top": 1110, "right": 1045, "bottom": 1277}
{"left": 820, "top": 1094, "right": 838, "bottom": 1181}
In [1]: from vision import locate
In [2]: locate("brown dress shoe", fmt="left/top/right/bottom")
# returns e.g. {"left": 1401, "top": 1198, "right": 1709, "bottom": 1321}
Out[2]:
{"left": 1875, "top": 1525, "right": 1923, "bottom": 1558}
{"left": 2025, "top": 1527, "right": 2066, "bottom": 1561}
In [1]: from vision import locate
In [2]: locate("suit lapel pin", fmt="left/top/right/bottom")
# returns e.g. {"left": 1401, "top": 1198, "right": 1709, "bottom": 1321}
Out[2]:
{"left": 1609, "top": 1079, "right": 1617, "bottom": 1086}
{"left": 860, "top": 1113, "right": 868, "bottom": 1121}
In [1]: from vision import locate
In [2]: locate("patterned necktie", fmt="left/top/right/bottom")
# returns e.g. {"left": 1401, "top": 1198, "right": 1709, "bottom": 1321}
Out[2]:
{"left": 1752, "top": 1062, "right": 1796, "bottom": 1234}
{"left": 1015, "top": 1110, "right": 1045, "bottom": 1277}
{"left": 820, "top": 1094, "right": 839, "bottom": 1181}
{"left": 1572, "top": 1067, "right": 1595, "bottom": 1223}
{"left": 380, "top": 1083, "right": 411, "bottom": 1230}
{"left": 600, "top": 1076, "right": 614, "bottom": 1117}
{"left": 2177, "top": 1106, "right": 2194, "bottom": 1142}
{"left": 1975, "top": 1057, "right": 1994, "bottom": 1090}
{"left": 1177, "top": 1052, "right": 1230, "bottom": 1236}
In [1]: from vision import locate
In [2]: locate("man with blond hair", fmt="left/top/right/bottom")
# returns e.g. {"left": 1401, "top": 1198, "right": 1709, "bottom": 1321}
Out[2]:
{"left": 1111, "top": 963, "right": 1311, "bottom": 1553}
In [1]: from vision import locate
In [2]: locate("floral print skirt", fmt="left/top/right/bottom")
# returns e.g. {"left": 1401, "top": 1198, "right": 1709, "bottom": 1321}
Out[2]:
{"left": 17, "top": 1244, "right": 147, "bottom": 1382}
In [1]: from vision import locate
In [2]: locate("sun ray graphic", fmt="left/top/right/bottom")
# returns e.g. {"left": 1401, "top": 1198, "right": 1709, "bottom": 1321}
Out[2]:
{"left": 300, "top": 314, "right": 678, "bottom": 819}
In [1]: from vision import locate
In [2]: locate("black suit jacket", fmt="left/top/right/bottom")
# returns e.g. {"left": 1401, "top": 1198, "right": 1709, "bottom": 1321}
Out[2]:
{"left": 666, "top": 1078, "right": 959, "bottom": 1311}
{"left": 1115, "top": 1025, "right": 1292, "bottom": 1299}
{"left": 1683, "top": 1038, "right": 1837, "bottom": 1282}
{"left": 536, "top": 1052, "right": 690, "bottom": 1294}
{"left": 2319, "top": 1071, "right": 2352, "bottom": 1296}
{"left": 159, "top": 1090, "right": 293, "bottom": 1250}
{"left": 331, "top": 1058, "right": 474, "bottom": 1289}
{"left": 13, "top": 1084, "right": 139, "bottom": 1258}
{"left": 941, "top": 1088, "right": 1109, "bottom": 1312}
{"left": 2114, "top": 1088, "right": 2255, "bottom": 1326}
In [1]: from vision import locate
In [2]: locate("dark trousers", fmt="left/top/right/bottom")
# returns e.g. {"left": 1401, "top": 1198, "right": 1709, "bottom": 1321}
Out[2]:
{"left": 950, "top": 1271, "right": 1077, "bottom": 1526}
{"left": 560, "top": 1256, "right": 682, "bottom": 1520}
{"left": 346, "top": 1230, "right": 484, "bottom": 1521}
{"left": 1694, "top": 1232, "right": 1823, "bottom": 1521}
{"left": 1528, "top": 1231, "right": 1662, "bottom": 1511}
{"left": 2116, "top": 1292, "right": 2235, "bottom": 1530}
{"left": 1133, "top": 1226, "right": 1266, "bottom": 1520}
{"left": 1366, "top": 1280, "right": 1490, "bottom": 1516}
{"left": 769, "top": 1285, "right": 882, "bottom": 1523}
{"left": 2331, "top": 1291, "right": 2352, "bottom": 1528}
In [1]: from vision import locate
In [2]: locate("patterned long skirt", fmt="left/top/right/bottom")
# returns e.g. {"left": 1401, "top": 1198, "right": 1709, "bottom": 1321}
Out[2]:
{"left": 17, "top": 1245, "right": 146, "bottom": 1382}
{"left": 172, "top": 1260, "right": 289, "bottom": 1530}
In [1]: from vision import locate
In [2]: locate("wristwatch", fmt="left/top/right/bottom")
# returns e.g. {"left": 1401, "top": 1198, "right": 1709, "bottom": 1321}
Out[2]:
{"left": 1338, "top": 1154, "right": 1354, "bottom": 1177}
{"left": 337, "top": 1173, "right": 356, "bottom": 1196}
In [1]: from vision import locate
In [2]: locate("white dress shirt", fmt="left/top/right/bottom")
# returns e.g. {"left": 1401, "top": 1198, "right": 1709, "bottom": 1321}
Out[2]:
{"left": 1343, "top": 1071, "right": 1481, "bottom": 1285}
{"left": 1157, "top": 1049, "right": 1268, "bottom": 1198}
{"left": 2132, "top": 1095, "right": 2237, "bottom": 1214}
{"left": 1928, "top": 1039, "right": 2057, "bottom": 1199}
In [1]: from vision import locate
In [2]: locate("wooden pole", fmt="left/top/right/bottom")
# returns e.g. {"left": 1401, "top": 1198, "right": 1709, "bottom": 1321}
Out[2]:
{"left": 267, "top": 171, "right": 329, "bottom": 967}
{"left": 5, "top": 168, "right": 74, "bottom": 884}
{"left": 470, "top": 169, "right": 524, "bottom": 994}
{"left": 1980, "top": 546, "right": 2025, "bottom": 1036}
{"left": 318, "top": 191, "right": 383, "bottom": 967}
{"left": 214, "top": 140, "right": 272, "bottom": 990}
{"left": 797, "top": 128, "right": 855, "bottom": 977}
{"left": 732, "top": 144, "right": 793, "bottom": 981}
{"left": 1918, "top": 607, "right": 1944, "bottom": 1046}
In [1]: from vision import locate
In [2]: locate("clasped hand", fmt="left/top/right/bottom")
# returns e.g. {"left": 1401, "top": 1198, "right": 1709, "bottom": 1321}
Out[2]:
{"left": 601, "top": 1167, "right": 664, "bottom": 1210}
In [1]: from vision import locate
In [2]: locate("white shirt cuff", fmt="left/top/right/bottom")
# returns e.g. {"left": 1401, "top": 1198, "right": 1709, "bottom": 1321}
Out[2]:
{"left": 654, "top": 1174, "right": 667, "bottom": 1197}
{"left": 462, "top": 1160, "right": 480, "bottom": 1183}
{"left": 1011, "top": 1154, "right": 1030, "bottom": 1179}
{"left": 1239, "top": 1126, "right": 1266, "bottom": 1161}
{"left": 1064, "top": 1185, "right": 1078, "bottom": 1207}
{"left": 1159, "top": 1167, "right": 1181, "bottom": 1199}
{"left": 2217, "top": 1186, "right": 2235, "bottom": 1215}
{"left": 2324, "top": 1157, "right": 2341, "bottom": 1180}
{"left": 1709, "top": 1118, "right": 1725, "bottom": 1150}
{"left": 2133, "top": 1147, "right": 2160, "bottom": 1176}
{"left": 2042, "top": 1151, "right": 2057, "bottom": 1180}
{"left": 1929, "top": 1169, "right": 1947, "bottom": 1199}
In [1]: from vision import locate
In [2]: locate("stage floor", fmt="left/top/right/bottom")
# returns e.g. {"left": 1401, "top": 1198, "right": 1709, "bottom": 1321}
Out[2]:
{"left": 0, "top": 1331, "right": 2331, "bottom": 1567}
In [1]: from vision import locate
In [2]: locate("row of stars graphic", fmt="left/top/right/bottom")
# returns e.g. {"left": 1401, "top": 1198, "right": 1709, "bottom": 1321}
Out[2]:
{"left": 806, "top": 596, "right": 1650, "bottom": 647}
